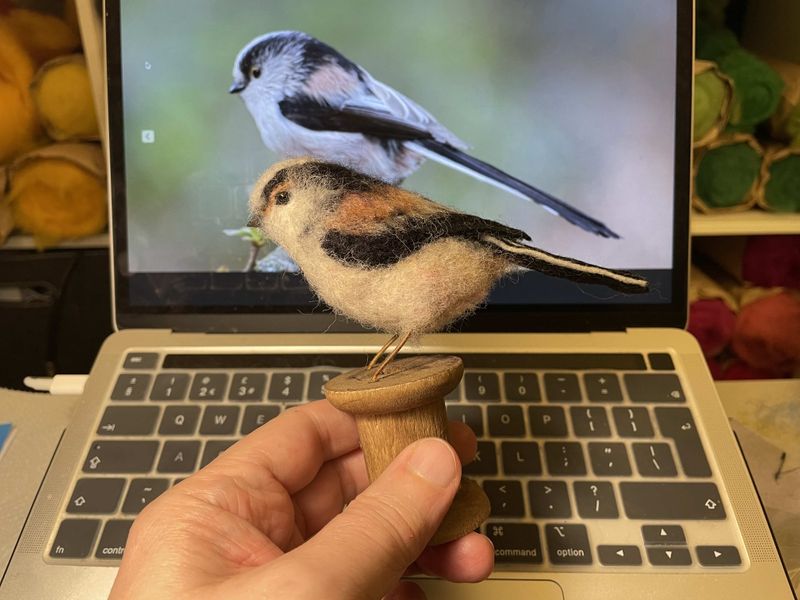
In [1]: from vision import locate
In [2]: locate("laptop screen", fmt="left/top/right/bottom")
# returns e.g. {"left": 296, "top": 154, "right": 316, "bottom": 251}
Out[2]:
{"left": 108, "top": 0, "right": 691, "bottom": 331}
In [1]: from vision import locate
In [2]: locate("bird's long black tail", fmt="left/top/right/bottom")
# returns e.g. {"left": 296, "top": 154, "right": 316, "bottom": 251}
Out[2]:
{"left": 484, "top": 235, "right": 649, "bottom": 294}
{"left": 410, "top": 139, "right": 620, "bottom": 239}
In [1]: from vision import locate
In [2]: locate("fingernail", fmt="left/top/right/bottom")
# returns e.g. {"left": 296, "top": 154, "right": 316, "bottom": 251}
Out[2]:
{"left": 407, "top": 438, "right": 458, "bottom": 487}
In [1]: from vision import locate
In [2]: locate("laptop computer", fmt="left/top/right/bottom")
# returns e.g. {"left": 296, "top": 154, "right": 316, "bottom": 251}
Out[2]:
{"left": 1, "top": 0, "right": 795, "bottom": 598}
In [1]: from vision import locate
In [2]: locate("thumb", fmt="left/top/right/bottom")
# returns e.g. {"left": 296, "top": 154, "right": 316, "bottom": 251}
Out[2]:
{"left": 291, "top": 437, "right": 461, "bottom": 599}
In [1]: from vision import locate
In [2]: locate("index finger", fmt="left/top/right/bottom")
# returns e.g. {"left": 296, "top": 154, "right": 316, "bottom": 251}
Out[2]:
{"left": 202, "top": 400, "right": 360, "bottom": 494}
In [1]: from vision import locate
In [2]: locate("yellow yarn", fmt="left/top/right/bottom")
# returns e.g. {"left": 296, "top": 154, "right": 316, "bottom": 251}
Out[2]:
{"left": 0, "top": 21, "right": 40, "bottom": 163}
{"left": 1, "top": 8, "right": 80, "bottom": 65}
{"left": 9, "top": 158, "right": 107, "bottom": 248}
{"left": 32, "top": 56, "right": 99, "bottom": 140}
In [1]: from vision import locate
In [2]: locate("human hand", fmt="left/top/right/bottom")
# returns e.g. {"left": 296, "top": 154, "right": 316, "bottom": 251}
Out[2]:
{"left": 110, "top": 400, "right": 494, "bottom": 599}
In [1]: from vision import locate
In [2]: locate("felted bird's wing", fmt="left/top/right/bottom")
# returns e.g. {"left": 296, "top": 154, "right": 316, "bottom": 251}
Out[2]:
{"left": 321, "top": 194, "right": 530, "bottom": 269}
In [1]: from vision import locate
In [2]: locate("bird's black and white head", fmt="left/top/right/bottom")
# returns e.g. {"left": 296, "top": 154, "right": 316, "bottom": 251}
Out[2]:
{"left": 249, "top": 157, "right": 383, "bottom": 251}
{"left": 230, "top": 32, "right": 365, "bottom": 135}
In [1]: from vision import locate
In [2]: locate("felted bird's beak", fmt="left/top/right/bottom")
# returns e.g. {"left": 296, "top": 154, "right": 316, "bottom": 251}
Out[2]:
{"left": 247, "top": 215, "right": 259, "bottom": 228}
{"left": 228, "top": 78, "right": 246, "bottom": 94}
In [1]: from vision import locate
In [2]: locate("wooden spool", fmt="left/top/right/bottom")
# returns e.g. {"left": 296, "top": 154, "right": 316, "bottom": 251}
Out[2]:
{"left": 324, "top": 354, "right": 490, "bottom": 546}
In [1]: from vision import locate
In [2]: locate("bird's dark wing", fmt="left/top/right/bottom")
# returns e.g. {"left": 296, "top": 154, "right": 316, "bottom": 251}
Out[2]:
{"left": 280, "top": 97, "right": 620, "bottom": 240}
{"left": 279, "top": 95, "right": 439, "bottom": 141}
{"left": 321, "top": 211, "right": 531, "bottom": 269}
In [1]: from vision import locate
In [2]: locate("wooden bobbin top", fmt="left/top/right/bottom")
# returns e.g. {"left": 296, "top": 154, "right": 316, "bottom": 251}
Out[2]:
{"left": 324, "top": 355, "right": 463, "bottom": 415}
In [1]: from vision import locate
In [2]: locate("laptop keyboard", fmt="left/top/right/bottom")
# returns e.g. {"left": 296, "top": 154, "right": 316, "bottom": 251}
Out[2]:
{"left": 48, "top": 351, "right": 744, "bottom": 570}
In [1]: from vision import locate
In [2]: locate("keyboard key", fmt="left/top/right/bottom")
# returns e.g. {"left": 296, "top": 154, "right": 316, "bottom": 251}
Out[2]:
{"left": 201, "top": 440, "right": 237, "bottom": 468}
{"left": 486, "top": 523, "right": 543, "bottom": 564}
{"left": 545, "top": 524, "right": 592, "bottom": 565}
{"left": 123, "top": 352, "right": 159, "bottom": 369}
{"left": 642, "top": 525, "right": 686, "bottom": 545}
{"left": 199, "top": 406, "right": 240, "bottom": 435}
{"left": 50, "top": 519, "right": 100, "bottom": 558}
{"left": 110, "top": 374, "right": 151, "bottom": 401}
{"left": 241, "top": 405, "right": 281, "bottom": 434}
{"left": 503, "top": 373, "right": 540, "bottom": 402}
{"left": 696, "top": 546, "right": 741, "bottom": 567}
{"left": 612, "top": 407, "right": 654, "bottom": 438}
{"left": 268, "top": 372, "right": 305, "bottom": 401}
{"left": 529, "top": 481, "right": 571, "bottom": 518}
{"left": 588, "top": 442, "right": 632, "bottom": 476}
{"left": 229, "top": 373, "right": 266, "bottom": 401}
{"left": 655, "top": 407, "right": 711, "bottom": 477}
{"left": 66, "top": 478, "right": 125, "bottom": 514}
{"left": 157, "top": 441, "right": 200, "bottom": 473}
{"left": 308, "top": 371, "right": 341, "bottom": 401}
{"left": 487, "top": 406, "right": 525, "bottom": 437}
{"left": 158, "top": 405, "right": 201, "bottom": 435}
{"left": 528, "top": 407, "right": 567, "bottom": 437}
{"left": 620, "top": 482, "right": 725, "bottom": 520}
{"left": 447, "top": 405, "right": 484, "bottom": 437}
{"left": 463, "top": 441, "right": 498, "bottom": 476}
{"left": 501, "top": 442, "right": 541, "bottom": 475}
{"left": 189, "top": 373, "right": 228, "bottom": 401}
{"left": 483, "top": 480, "right": 525, "bottom": 517}
{"left": 570, "top": 406, "right": 611, "bottom": 437}
{"left": 598, "top": 545, "right": 642, "bottom": 566}
{"left": 633, "top": 443, "right": 677, "bottom": 477}
{"left": 83, "top": 441, "right": 158, "bottom": 473}
{"left": 543, "top": 373, "right": 581, "bottom": 403}
{"left": 574, "top": 481, "right": 618, "bottom": 518}
{"left": 464, "top": 372, "right": 500, "bottom": 402}
{"left": 95, "top": 519, "right": 133, "bottom": 559}
{"left": 149, "top": 373, "right": 189, "bottom": 401}
{"left": 122, "top": 478, "right": 170, "bottom": 514}
{"left": 625, "top": 374, "right": 685, "bottom": 403}
{"left": 97, "top": 406, "right": 159, "bottom": 436}
{"left": 647, "top": 546, "right": 691, "bottom": 566}
{"left": 544, "top": 442, "right": 586, "bottom": 475}
{"left": 648, "top": 353, "right": 675, "bottom": 371}
{"left": 584, "top": 374, "right": 622, "bottom": 403}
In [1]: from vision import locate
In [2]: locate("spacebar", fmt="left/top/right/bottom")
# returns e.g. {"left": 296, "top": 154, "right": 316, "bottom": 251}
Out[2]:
{"left": 620, "top": 482, "right": 726, "bottom": 520}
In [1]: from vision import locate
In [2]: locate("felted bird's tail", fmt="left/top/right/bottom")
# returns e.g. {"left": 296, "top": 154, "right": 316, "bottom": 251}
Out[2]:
{"left": 485, "top": 236, "right": 650, "bottom": 294}
{"left": 410, "top": 139, "right": 620, "bottom": 239}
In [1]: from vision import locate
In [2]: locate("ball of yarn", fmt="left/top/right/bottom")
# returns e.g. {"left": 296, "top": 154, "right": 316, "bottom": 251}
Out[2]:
{"left": 9, "top": 155, "right": 106, "bottom": 247}
{"left": 732, "top": 291, "right": 800, "bottom": 374}
{"left": 0, "top": 21, "right": 41, "bottom": 163}
{"left": 687, "top": 298, "right": 737, "bottom": 358}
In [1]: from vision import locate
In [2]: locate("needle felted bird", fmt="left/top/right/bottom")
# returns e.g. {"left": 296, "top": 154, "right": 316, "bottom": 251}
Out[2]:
{"left": 231, "top": 30, "right": 619, "bottom": 239}
{"left": 249, "top": 158, "right": 649, "bottom": 378}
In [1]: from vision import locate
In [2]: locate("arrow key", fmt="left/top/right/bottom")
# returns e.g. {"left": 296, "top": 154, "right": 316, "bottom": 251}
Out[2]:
{"left": 647, "top": 546, "right": 692, "bottom": 566}
{"left": 696, "top": 546, "right": 741, "bottom": 567}
{"left": 642, "top": 525, "right": 686, "bottom": 545}
{"left": 598, "top": 545, "right": 642, "bottom": 566}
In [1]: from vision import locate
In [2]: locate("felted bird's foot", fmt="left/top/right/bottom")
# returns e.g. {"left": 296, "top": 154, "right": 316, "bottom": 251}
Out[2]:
{"left": 367, "top": 334, "right": 399, "bottom": 370}
{"left": 370, "top": 332, "right": 411, "bottom": 381}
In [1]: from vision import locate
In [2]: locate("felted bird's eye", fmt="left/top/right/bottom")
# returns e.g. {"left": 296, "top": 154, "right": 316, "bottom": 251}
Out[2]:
{"left": 251, "top": 67, "right": 261, "bottom": 79}
{"left": 275, "top": 191, "right": 290, "bottom": 205}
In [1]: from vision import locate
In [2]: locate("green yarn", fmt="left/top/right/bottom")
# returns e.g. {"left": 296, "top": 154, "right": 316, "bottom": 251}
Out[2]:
{"left": 720, "top": 49, "right": 785, "bottom": 129}
{"left": 695, "top": 142, "right": 762, "bottom": 208}
{"left": 696, "top": 22, "right": 739, "bottom": 63}
{"left": 694, "top": 69, "right": 729, "bottom": 142}
{"left": 764, "top": 154, "right": 800, "bottom": 212}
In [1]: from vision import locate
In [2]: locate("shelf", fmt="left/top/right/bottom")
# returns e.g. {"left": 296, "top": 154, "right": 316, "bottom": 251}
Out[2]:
{"left": 691, "top": 210, "right": 800, "bottom": 237}
{"left": 1, "top": 233, "right": 110, "bottom": 250}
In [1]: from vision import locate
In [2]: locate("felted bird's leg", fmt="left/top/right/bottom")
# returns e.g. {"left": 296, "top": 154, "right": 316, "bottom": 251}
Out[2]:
{"left": 367, "top": 334, "right": 399, "bottom": 370}
{"left": 371, "top": 331, "right": 412, "bottom": 381}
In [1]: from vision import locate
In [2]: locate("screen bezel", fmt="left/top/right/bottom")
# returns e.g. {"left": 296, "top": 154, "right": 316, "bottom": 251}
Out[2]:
{"left": 106, "top": 0, "right": 693, "bottom": 333}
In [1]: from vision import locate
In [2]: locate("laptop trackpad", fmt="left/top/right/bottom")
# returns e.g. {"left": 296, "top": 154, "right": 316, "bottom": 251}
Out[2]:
{"left": 418, "top": 578, "right": 563, "bottom": 598}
